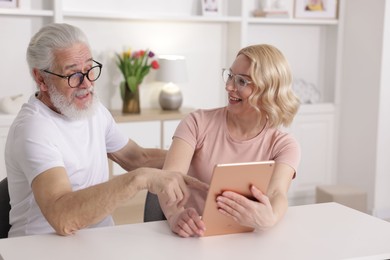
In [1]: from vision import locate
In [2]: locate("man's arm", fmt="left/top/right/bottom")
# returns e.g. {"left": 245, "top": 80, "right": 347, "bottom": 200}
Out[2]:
{"left": 32, "top": 165, "right": 197, "bottom": 236}
{"left": 32, "top": 139, "right": 207, "bottom": 236}
{"left": 108, "top": 139, "right": 167, "bottom": 171}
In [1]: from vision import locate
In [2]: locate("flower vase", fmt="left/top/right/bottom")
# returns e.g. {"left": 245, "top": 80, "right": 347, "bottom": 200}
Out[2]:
{"left": 122, "top": 83, "right": 140, "bottom": 114}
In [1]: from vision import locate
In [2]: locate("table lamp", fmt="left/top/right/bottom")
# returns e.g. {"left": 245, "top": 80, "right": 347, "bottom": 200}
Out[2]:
{"left": 156, "top": 55, "right": 187, "bottom": 110}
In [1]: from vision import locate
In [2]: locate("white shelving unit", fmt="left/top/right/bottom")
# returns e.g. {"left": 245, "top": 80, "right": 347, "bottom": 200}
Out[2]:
{"left": 0, "top": 0, "right": 342, "bottom": 205}
{"left": 0, "top": 9, "right": 53, "bottom": 17}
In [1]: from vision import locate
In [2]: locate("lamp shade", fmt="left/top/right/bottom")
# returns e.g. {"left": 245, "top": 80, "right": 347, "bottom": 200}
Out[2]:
{"left": 155, "top": 55, "right": 187, "bottom": 83}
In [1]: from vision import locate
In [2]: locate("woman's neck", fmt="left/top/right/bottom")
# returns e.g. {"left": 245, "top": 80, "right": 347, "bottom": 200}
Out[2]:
{"left": 226, "top": 110, "right": 267, "bottom": 141}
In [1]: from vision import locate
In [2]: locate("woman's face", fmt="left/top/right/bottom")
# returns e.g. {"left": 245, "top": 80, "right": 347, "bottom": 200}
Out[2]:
{"left": 225, "top": 54, "right": 255, "bottom": 115}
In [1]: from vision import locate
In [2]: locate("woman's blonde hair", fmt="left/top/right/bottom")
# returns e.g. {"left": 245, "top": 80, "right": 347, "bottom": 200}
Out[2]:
{"left": 238, "top": 44, "right": 300, "bottom": 128}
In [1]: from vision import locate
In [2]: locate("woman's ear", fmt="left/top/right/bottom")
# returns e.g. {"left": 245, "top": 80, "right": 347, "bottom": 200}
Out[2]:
{"left": 32, "top": 68, "right": 49, "bottom": 91}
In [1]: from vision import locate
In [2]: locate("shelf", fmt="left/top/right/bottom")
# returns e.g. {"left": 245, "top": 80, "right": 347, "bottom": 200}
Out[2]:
{"left": 0, "top": 9, "right": 337, "bottom": 25}
{"left": 248, "top": 17, "right": 338, "bottom": 25}
{"left": 110, "top": 107, "right": 195, "bottom": 123}
{"left": 63, "top": 10, "right": 241, "bottom": 23}
{"left": 0, "top": 8, "right": 53, "bottom": 17}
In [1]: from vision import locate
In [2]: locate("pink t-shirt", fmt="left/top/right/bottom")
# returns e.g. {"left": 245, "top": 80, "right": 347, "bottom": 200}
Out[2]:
{"left": 174, "top": 107, "right": 301, "bottom": 213}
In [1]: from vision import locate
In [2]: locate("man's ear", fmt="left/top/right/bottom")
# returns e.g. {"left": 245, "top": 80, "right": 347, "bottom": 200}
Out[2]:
{"left": 32, "top": 68, "right": 49, "bottom": 91}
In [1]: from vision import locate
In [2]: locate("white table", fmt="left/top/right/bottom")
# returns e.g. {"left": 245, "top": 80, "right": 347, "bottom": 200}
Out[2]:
{"left": 1, "top": 202, "right": 390, "bottom": 260}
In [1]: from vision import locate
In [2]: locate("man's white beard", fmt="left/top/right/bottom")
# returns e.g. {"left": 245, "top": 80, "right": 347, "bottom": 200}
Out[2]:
{"left": 48, "top": 84, "right": 99, "bottom": 120}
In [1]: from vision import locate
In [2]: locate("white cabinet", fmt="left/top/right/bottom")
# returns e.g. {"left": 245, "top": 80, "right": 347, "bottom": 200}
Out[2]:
{"left": 111, "top": 120, "right": 180, "bottom": 175}
{"left": 118, "top": 121, "right": 161, "bottom": 149}
{"left": 283, "top": 104, "right": 336, "bottom": 205}
{"left": 111, "top": 121, "right": 161, "bottom": 177}
{"left": 162, "top": 120, "right": 181, "bottom": 150}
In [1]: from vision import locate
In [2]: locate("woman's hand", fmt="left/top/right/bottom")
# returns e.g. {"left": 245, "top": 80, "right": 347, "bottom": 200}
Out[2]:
{"left": 168, "top": 208, "right": 206, "bottom": 238}
{"left": 216, "top": 185, "right": 277, "bottom": 230}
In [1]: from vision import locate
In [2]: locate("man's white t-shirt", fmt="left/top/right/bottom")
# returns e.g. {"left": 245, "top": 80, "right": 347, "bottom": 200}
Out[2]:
{"left": 5, "top": 94, "right": 128, "bottom": 237}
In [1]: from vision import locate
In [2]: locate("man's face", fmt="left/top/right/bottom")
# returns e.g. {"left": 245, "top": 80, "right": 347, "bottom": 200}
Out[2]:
{"left": 45, "top": 43, "right": 99, "bottom": 120}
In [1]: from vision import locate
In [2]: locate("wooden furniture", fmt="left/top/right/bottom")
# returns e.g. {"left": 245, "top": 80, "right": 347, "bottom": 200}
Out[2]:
{"left": 1, "top": 203, "right": 390, "bottom": 259}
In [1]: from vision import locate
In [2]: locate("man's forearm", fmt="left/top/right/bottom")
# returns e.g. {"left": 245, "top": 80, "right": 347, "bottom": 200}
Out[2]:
{"left": 43, "top": 170, "right": 145, "bottom": 236}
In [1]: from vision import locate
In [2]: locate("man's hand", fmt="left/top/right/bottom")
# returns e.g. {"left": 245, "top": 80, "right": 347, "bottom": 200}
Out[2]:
{"left": 146, "top": 170, "right": 208, "bottom": 208}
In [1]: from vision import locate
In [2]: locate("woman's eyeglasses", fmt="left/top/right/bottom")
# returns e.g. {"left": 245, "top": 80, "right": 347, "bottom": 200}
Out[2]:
{"left": 222, "top": 68, "right": 252, "bottom": 92}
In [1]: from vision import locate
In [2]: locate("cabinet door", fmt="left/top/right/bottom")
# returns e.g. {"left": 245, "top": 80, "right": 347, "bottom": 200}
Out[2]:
{"left": 112, "top": 121, "right": 161, "bottom": 176}
{"left": 285, "top": 112, "right": 335, "bottom": 205}
{"left": 162, "top": 120, "right": 181, "bottom": 150}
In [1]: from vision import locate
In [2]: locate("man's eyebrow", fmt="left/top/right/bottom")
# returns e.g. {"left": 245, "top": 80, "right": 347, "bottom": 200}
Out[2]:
{"left": 63, "top": 58, "right": 94, "bottom": 71}
{"left": 64, "top": 64, "right": 78, "bottom": 70}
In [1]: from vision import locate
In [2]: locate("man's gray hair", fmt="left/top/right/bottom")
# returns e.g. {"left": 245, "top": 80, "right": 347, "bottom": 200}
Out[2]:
{"left": 26, "top": 23, "right": 90, "bottom": 75}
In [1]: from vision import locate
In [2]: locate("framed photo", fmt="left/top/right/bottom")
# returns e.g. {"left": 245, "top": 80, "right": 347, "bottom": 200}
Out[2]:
{"left": 0, "top": 0, "right": 17, "bottom": 8}
{"left": 201, "top": 0, "right": 222, "bottom": 16}
{"left": 294, "top": 0, "right": 338, "bottom": 19}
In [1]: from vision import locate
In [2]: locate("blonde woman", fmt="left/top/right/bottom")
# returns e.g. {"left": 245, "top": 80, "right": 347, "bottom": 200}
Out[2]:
{"left": 160, "top": 44, "right": 301, "bottom": 237}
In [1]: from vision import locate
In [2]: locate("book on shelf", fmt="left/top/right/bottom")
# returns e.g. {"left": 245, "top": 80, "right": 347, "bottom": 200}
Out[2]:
{"left": 253, "top": 8, "right": 289, "bottom": 18}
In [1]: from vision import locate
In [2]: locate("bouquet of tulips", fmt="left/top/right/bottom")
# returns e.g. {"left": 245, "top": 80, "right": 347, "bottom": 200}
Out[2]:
{"left": 116, "top": 49, "right": 159, "bottom": 99}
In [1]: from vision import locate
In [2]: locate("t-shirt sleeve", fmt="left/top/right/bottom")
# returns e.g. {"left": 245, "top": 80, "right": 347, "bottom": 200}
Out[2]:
{"left": 173, "top": 111, "right": 201, "bottom": 149}
{"left": 12, "top": 119, "right": 65, "bottom": 186}
{"left": 272, "top": 133, "right": 301, "bottom": 176}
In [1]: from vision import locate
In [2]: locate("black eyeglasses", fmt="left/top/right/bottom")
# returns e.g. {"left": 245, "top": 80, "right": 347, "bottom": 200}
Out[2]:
{"left": 222, "top": 68, "right": 253, "bottom": 92}
{"left": 42, "top": 60, "right": 103, "bottom": 88}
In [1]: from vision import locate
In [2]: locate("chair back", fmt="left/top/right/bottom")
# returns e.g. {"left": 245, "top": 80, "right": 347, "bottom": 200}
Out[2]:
{"left": 143, "top": 192, "right": 166, "bottom": 222}
{"left": 0, "top": 178, "right": 11, "bottom": 238}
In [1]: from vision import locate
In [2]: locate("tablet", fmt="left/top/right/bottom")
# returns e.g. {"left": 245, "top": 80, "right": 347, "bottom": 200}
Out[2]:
{"left": 201, "top": 160, "right": 275, "bottom": 236}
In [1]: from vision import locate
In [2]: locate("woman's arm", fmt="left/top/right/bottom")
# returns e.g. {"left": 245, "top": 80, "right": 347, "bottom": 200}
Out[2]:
{"left": 158, "top": 137, "right": 207, "bottom": 237}
{"left": 265, "top": 163, "right": 295, "bottom": 223}
{"left": 158, "top": 137, "right": 194, "bottom": 219}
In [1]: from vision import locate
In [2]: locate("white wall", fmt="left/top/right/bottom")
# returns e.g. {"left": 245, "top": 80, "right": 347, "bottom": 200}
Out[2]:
{"left": 373, "top": 0, "right": 390, "bottom": 219}
{"left": 0, "top": 18, "right": 37, "bottom": 99}
{"left": 337, "top": 0, "right": 390, "bottom": 217}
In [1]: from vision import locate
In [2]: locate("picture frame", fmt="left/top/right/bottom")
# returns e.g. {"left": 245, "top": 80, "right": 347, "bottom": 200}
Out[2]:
{"left": 201, "top": 0, "right": 222, "bottom": 16}
{"left": 294, "top": 0, "right": 338, "bottom": 19}
{"left": 0, "top": 0, "right": 17, "bottom": 8}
